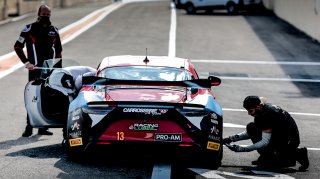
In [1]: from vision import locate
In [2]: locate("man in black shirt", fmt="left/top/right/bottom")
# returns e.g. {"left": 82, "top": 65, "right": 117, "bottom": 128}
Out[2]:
{"left": 14, "top": 5, "right": 62, "bottom": 137}
{"left": 223, "top": 96, "right": 309, "bottom": 171}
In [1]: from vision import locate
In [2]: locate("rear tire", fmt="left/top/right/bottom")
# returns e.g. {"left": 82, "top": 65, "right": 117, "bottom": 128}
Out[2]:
{"left": 186, "top": 3, "right": 195, "bottom": 14}
{"left": 226, "top": 2, "right": 237, "bottom": 14}
{"left": 200, "top": 150, "right": 223, "bottom": 169}
{"left": 65, "top": 143, "right": 85, "bottom": 162}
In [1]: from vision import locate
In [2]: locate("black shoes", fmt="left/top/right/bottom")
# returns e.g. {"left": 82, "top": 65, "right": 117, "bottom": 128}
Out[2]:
{"left": 22, "top": 129, "right": 33, "bottom": 137}
{"left": 38, "top": 129, "right": 53, "bottom": 135}
{"left": 22, "top": 126, "right": 33, "bottom": 137}
{"left": 22, "top": 126, "right": 53, "bottom": 137}
{"left": 297, "top": 147, "right": 309, "bottom": 171}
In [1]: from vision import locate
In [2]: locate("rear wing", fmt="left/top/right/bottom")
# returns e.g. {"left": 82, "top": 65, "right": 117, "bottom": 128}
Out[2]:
{"left": 82, "top": 76, "right": 221, "bottom": 89}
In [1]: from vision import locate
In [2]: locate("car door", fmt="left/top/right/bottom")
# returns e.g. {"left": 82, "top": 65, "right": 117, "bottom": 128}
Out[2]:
{"left": 24, "top": 59, "right": 78, "bottom": 128}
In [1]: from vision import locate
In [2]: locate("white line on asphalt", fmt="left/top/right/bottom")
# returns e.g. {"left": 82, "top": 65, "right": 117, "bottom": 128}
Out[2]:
{"left": 223, "top": 123, "right": 246, "bottom": 128}
{"left": 168, "top": 2, "right": 176, "bottom": 57}
{"left": 223, "top": 108, "right": 320, "bottom": 117}
{"left": 236, "top": 145, "right": 320, "bottom": 152}
{"left": 218, "top": 76, "right": 320, "bottom": 83}
{"left": 151, "top": 163, "right": 171, "bottom": 179}
{"left": 191, "top": 59, "right": 320, "bottom": 66}
{"left": 61, "top": 3, "right": 124, "bottom": 45}
{"left": 189, "top": 168, "right": 295, "bottom": 179}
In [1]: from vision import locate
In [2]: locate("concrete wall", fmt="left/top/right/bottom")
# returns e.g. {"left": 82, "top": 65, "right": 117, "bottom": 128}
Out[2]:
{"left": 263, "top": 0, "right": 320, "bottom": 42}
{"left": 0, "top": 0, "right": 6, "bottom": 21}
{"left": 0, "top": 0, "right": 107, "bottom": 20}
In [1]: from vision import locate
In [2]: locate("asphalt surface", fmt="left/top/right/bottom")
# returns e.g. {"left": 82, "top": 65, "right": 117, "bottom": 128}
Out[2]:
{"left": 0, "top": 0, "right": 319, "bottom": 178}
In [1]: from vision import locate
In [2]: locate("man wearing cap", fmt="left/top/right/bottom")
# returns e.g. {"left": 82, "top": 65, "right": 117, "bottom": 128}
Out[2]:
{"left": 223, "top": 96, "right": 309, "bottom": 171}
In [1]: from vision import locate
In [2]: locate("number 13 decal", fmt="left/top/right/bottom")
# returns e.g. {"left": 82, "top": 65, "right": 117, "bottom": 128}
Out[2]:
{"left": 117, "top": 132, "right": 124, "bottom": 140}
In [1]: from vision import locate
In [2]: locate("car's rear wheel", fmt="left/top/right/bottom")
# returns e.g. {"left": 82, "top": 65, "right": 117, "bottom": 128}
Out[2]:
{"left": 226, "top": 2, "right": 238, "bottom": 14}
{"left": 200, "top": 149, "right": 223, "bottom": 169}
{"left": 65, "top": 142, "right": 86, "bottom": 162}
{"left": 186, "top": 3, "right": 195, "bottom": 14}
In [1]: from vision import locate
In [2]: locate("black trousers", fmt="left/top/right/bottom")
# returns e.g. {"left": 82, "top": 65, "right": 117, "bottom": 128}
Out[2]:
{"left": 246, "top": 122, "right": 299, "bottom": 167}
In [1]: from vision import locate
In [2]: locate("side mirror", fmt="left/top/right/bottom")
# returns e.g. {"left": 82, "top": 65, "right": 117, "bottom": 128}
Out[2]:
{"left": 208, "top": 76, "right": 221, "bottom": 86}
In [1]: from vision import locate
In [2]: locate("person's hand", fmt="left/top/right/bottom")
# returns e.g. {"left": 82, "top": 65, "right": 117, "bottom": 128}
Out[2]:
{"left": 226, "top": 144, "right": 249, "bottom": 152}
{"left": 222, "top": 137, "right": 233, "bottom": 144}
{"left": 25, "top": 63, "right": 34, "bottom": 70}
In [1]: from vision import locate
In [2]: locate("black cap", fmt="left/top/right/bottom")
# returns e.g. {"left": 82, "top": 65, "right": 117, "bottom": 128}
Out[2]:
{"left": 243, "top": 96, "right": 261, "bottom": 109}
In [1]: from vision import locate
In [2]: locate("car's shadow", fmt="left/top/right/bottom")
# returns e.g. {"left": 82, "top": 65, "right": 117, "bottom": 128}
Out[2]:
{"left": 6, "top": 143, "right": 302, "bottom": 178}
{"left": 5, "top": 144, "right": 181, "bottom": 178}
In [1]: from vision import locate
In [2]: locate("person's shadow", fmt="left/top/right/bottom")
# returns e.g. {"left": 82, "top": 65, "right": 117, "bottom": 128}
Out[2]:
{"left": 0, "top": 135, "right": 44, "bottom": 150}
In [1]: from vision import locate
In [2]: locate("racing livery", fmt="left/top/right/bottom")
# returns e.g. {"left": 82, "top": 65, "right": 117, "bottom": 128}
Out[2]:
{"left": 25, "top": 56, "right": 223, "bottom": 169}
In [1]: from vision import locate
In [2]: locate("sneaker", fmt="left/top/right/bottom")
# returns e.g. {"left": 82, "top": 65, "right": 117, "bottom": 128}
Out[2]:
{"left": 297, "top": 147, "right": 309, "bottom": 171}
{"left": 22, "top": 126, "right": 33, "bottom": 137}
{"left": 38, "top": 129, "right": 53, "bottom": 135}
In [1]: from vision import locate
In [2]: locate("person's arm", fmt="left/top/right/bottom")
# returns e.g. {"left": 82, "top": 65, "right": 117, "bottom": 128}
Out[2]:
{"left": 223, "top": 131, "right": 250, "bottom": 144}
{"left": 14, "top": 31, "right": 28, "bottom": 63}
{"left": 244, "top": 131, "right": 271, "bottom": 151}
{"left": 227, "top": 131, "right": 271, "bottom": 152}
{"left": 14, "top": 27, "right": 34, "bottom": 70}
{"left": 54, "top": 27, "right": 62, "bottom": 58}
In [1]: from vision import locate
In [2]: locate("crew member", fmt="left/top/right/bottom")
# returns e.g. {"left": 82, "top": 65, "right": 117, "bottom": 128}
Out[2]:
{"left": 223, "top": 96, "right": 309, "bottom": 171}
{"left": 14, "top": 5, "right": 62, "bottom": 137}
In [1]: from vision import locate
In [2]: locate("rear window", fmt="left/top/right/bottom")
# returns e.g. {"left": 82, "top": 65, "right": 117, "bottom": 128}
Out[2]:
{"left": 98, "top": 66, "right": 193, "bottom": 81}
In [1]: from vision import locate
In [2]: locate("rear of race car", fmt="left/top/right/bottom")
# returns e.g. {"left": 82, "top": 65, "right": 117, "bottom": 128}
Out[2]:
{"left": 66, "top": 78, "right": 223, "bottom": 168}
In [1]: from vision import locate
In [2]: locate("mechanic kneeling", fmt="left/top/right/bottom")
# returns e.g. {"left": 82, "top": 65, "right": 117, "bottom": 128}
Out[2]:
{"left": 223, "top": 96, "right": 309, "bottom": 171}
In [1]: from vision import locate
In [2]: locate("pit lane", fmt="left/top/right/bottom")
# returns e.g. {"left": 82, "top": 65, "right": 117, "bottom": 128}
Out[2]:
{"left": 0, "top": 0, "right": 319, "bottom": 178}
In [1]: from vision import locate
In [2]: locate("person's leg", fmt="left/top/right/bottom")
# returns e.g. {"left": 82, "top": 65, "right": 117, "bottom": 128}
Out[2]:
{"left": 22, "top": 115, "right": 33, "bottom": 137}
{"left": 246, "top": 122, "right": 279, "bottom": 168}
{"left": 296, "top": 147, "right": 309, "bottom": 171}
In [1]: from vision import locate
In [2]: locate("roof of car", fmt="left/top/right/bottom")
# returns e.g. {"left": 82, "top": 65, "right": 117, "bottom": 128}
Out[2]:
{"left": 98, "top": 55, "right": 191, "bottom": 70}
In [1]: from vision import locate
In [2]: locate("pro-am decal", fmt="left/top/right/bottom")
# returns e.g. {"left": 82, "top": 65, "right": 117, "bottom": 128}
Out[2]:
{"left": 123, "top": 108, "right": 168, "bottom": 116}
{"left": 129, "top": 123, "right": 159, "bottom": 131}
{"left": 69, "top": 138, "right": 83, "bottom": 147}
{"left": 155, "top": 133, "right": 182, "bottom": 142}
{"left": 207, "top": 141, "right": 220, "bottom": 151}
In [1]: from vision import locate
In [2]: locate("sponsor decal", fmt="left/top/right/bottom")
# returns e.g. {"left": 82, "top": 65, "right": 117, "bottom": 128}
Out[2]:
{"left": 129, "top": 123, "right": 159, "bottom": 131}
{"left": 48, "top": 31, "right": 56, "bottom": 36}
{"left": 32, "top": 96, "right": 37, "bottom": 102}
{"left": 210, "top": 113, "right": 218, "bottom": 120}
{"left": 155, "top": 133, "right": 182, "bottom": 142}
{"left": 210, "top": 126, "right": 219, "bottom": 134}
{"left": 69, "top": 131, "right": 82, "bottom": 138}
{"left": 73, "top": 108, "right": 82, "bottom": 116}
{"left": 123, "top": 108, "right": 168, "bottom": 115}
{"left": 69, "top": 138, "right": 83, "bottom": 147}
{"left": 71, "top": 122, "right": 80, "bottom": 131}
{"left": 210, "top": 119, "right": 218, "bottom": 124}
{"left": 22, "top": 25, "right": 31, "bottom": 32}
{"left": 207, "top": 141, "right": 220, "bottom": 151}
{"left": 72, "top": 115, "right": 80, "bottom": 121}
{"left": 208, "top": 135, "right": 220, "bottom": 141}
{"left": 18, "top": 36, "right": 25, "bottom": 43}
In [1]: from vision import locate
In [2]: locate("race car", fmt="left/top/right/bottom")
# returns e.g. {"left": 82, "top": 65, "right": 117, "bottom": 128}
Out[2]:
{"left": 24, "top": 56, "right": 223, "bottom": 169}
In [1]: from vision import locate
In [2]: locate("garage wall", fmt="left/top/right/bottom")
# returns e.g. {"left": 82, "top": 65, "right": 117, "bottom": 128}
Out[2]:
{"left": 0, "top": 0, "right": 6, "bottom": 21}
{"left": 0, "top": 0, "right": 109, "bottom": 21}
{"left": 263, "top": 0, "right": 320, "bottom": 42}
